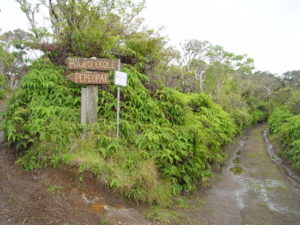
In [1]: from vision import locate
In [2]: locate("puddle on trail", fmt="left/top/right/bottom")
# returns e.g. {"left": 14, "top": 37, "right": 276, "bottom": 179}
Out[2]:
{"left": 228, "top": 135, "right": 246, "bottom": 175}
{"left": 230, "top": 155, "right": 244, "bottom": 174}
{"left": 240, "top": 176, "right": 299, "bottom": 215}
{"left": 230, "top": 166, "right": 244, "bottom": 174}
{"left": 227, "top": 130, "right": 300, "bottom": 216}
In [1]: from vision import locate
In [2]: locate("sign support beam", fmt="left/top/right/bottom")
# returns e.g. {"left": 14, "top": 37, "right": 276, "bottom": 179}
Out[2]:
{"left": 81, "top": 88, "right": 87, "bottom": 125}
{"left": 114, "top": 66, "right": 127, "bottom": 139}
{"left": 81, "top": 85, "right": 98, "bottom": 125}
{"left": 116, "top": 86, "right": 120, "bottom": 138}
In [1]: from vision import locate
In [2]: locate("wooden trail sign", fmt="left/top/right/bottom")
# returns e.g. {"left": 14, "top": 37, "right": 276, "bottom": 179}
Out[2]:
{"left": 66, "top": 57, "right": 120, "bottom": 126}
{"left": 66, "top": 57, "right": 119, "bottom": 71}
{"left": 68, "top": 72, "right": 110, "bottom": 84}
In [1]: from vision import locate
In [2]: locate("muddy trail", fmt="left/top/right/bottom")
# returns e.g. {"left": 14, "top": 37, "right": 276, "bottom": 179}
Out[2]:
{"left": 180, "top": 125, "right": 300, "bottom": 225}
{"left": 0, "top": 146, "right": 157, "bottom": 225}
{"left": 1, "top": 96, "right": 300, "bottom": 225}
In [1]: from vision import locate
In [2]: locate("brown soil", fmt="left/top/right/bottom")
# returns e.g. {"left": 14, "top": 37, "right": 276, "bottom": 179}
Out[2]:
{"left": 0, "top": 142, "right": 160, "bottom": 225}
{"left": 0, "top": 101, "right": 155, "bottom": 225}
{"left": 0, "top": 146, "right": 95, "bottom": 225}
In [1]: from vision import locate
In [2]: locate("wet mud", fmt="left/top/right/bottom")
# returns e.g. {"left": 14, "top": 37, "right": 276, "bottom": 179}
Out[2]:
{"left": 181, "top": 124, "right": 300, "bottom": 225}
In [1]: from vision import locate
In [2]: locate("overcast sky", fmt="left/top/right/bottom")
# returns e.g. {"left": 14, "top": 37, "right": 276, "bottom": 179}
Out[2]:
{"left": 0, "top": 0, "right": 299, "bottom": 75}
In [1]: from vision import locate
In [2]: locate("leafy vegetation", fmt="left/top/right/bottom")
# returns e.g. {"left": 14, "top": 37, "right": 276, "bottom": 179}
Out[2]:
{"left": 2, "top": 60, "right": 239, "bottom": 205}
{"left": 0, "top": 0, "right": 298, "bottom": 207}
{"left": 0, "top": 74, "right": 7, "bottom": 99}
{"left": 267, "top": 73, "right": 300, "bottom": 171}
{"left": 268, "top": 108, "right": 300, "bottom": 171}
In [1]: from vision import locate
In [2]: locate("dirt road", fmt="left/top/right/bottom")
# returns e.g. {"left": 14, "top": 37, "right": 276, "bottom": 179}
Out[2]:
{"left": 183, "top": 125, "right": 300, "bottom": 225}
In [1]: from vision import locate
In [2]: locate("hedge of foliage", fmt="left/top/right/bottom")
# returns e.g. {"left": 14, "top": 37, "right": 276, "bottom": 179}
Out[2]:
{"left": 2, "top": 59, "right": 239, "bottom": 205}
{"left": 268, "top": 108, "right": 300, "bottom": 171}
{"left": 0, "top": 74, "right": 7, "bottom": 99}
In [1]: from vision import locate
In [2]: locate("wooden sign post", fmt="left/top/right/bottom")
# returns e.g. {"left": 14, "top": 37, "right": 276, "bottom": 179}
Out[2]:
{"left": 66, "top": 57, "right": 120, "bottom": 125}
{"left": 81, "top": 86, "right": 98, "bottom": 125}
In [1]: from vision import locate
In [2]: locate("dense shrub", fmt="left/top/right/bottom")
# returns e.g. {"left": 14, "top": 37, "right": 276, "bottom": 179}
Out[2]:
{"left": 217, "top": 93, "right": 256, "bottom": 132}
{"left": 268, "top": 108, "right": 300, "bottom": 171}
{"left": 268, "top": 108, "right": 294, "bottom": 134}
{"left": 251, "top": 109, "right": 266, "bottom": 124}
{"left": 2, "top": 60, "right": 237, "bottom": 204}
{"left": 2, "top": 59, "right": 81, "bottom": 152}
{"left": 0, "top": 74, "right": 7, "bottom": 99}
{"left": 286, "top": 91, "right": 300, "bottom": 115}
{"left": 280, "top": 115, "right": 300, "bottom": 170}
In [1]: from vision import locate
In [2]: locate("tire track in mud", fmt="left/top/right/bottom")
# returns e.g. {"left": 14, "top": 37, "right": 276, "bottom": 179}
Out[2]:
{"left": 263, "top": 130, "right": 300, "bottom": 185}
{"left": 180, "top": 124, "right": 300, "bottom": 225}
